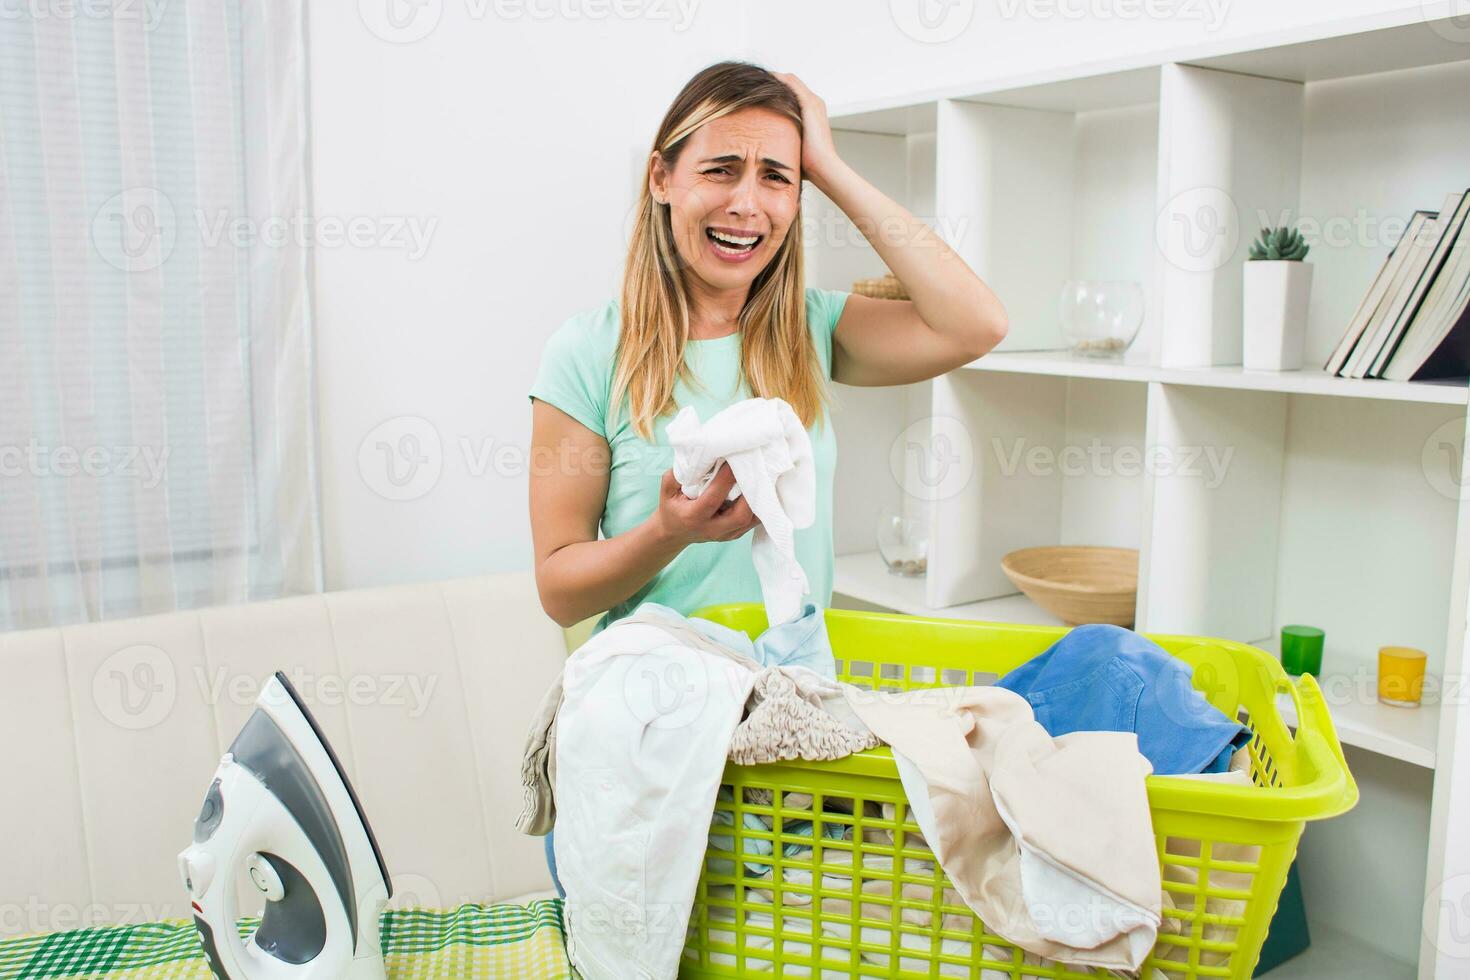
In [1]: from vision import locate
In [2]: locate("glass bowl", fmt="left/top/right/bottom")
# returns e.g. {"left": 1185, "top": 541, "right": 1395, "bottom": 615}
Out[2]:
{"left": 1058, "top": 280, "right": 1145, "bottom": 357}
{"left": 876, "top": 510, "right": 928, "bottom": 578}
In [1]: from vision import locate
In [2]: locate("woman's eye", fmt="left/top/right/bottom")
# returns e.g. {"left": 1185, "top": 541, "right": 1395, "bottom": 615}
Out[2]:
{"left": 701, "top": 167, "right": 788, "bottom": 184}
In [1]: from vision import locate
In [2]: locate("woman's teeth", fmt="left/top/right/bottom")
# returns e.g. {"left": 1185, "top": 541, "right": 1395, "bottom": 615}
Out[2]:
{"left": 706, "top": 228, "right": 761, "bottom": 254}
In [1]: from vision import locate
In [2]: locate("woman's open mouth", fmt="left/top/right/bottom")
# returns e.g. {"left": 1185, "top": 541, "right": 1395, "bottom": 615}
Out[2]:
{"left": 705, "top": 227, "right": 764, "bottom": 263}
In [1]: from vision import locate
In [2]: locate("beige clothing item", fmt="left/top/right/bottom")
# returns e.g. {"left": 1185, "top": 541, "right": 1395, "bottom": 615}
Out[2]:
{"left": 843, "top": 684, "right": 1161, "bottom": 972}
{"left": 514, "top": 671, "right": 563, "bottom": 835}
{"left": 728, "top": 666, "right": 879, "bottom": 765}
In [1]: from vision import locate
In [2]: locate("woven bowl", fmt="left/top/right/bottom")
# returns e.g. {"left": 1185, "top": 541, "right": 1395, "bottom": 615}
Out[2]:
{"left": 852, "top": 272, "right": 909, "bottom": 300}
{"left": 1000, "top": 545, "right": 1139, "bottom": 627}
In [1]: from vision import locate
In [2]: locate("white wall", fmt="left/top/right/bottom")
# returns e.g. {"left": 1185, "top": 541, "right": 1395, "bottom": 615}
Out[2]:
{"left": 309, "top": 2, "right": 745, "bottom": 588}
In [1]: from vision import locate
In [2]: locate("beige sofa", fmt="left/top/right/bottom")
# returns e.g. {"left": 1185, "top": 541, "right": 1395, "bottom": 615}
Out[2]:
{"left": 0, "top": 572, "right": 582, "bottom": 938}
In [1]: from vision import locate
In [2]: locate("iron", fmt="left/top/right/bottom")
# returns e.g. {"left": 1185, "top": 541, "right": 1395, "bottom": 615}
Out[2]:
{"left": 179, "top": 671, "right": 393, "bottom": 980}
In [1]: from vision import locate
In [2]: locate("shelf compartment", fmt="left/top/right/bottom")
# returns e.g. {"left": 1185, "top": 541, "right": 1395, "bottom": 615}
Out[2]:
{"left": 1154, "top": 64, "right": 1305, "bottom": 368}
{"left": 1138, "top": 384, "right": 1288, "bottom": 643}
{"left": 808, "top": 126, "right": 937, "bottom": 560}
{"left": 1271, "top": 396, "right": 1462, "bottom": 683}
{"left": 936, "top": 94, "right": 1159, "bottom": 356}
{"left": 1257, "top": 920, "right": 1415, "bottom": 980}
{"left": 925, "top": 370, "right": 1148, "bottom": 613}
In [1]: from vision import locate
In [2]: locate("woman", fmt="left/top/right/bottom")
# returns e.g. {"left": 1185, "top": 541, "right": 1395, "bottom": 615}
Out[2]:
{"left": 527, "top": 61, "right": 1007, "bottom": 896}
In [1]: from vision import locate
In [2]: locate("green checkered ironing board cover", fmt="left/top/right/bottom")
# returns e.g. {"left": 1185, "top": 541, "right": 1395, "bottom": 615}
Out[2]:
{"left": 0, "top": 901, "right": 570, "bottom": 980}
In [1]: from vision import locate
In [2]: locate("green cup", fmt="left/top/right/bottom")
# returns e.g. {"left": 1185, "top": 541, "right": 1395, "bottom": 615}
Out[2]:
{"left": 1280, "top": 625, "right": 1325, "bottom": 676}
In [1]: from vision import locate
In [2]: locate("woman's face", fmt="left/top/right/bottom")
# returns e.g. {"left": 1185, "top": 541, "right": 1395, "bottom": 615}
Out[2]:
{"left": 650, "top": 106, "right": 801, "bottom": 296}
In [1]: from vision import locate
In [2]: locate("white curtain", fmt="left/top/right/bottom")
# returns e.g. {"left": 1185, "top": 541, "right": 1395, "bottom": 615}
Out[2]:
{"left": 0, "top": 1, "right": 321, "bottom": 630}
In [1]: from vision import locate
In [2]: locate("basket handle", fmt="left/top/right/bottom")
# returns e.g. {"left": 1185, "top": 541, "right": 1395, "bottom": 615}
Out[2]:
{"left": 1280, "top": 671, "right": 1359, "bottom": 819}
{"left": 1275, "top": 671, "right": 1306, "bottom": 727}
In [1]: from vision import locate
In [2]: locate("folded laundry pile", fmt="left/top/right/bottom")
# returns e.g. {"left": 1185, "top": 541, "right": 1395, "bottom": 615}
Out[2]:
{"left": 666, "top": 397, "right": 815, "bottom": 627}
{"left": 516, "top": 604, "right": 1213, "bottom": 980}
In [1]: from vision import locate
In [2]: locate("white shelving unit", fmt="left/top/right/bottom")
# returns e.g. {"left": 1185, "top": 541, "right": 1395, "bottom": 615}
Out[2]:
{"left": 964, "top": 349, "right": 1470, "bottom": 406}
{"left": 811, "top": 10, "right": 1470, "bottom": 977}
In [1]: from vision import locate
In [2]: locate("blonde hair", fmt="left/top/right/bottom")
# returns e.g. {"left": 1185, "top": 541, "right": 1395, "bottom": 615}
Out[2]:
{"left": 611, "top": 61, "right": 828, "bottom": 441}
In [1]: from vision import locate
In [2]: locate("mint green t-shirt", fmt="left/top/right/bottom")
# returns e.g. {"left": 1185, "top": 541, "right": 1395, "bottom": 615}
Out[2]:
{"left": 529, "top": 287, "right": 850, "bottom": 634}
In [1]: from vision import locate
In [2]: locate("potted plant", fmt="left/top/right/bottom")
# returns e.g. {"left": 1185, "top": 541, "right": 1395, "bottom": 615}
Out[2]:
{"left": 1243, "top": 224, "right": 1313, "bottom": 371}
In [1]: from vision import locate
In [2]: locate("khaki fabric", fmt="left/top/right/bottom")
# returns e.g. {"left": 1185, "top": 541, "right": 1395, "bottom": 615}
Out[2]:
{"left": 843, "top": 684, "right": 1160, "bottom": 972}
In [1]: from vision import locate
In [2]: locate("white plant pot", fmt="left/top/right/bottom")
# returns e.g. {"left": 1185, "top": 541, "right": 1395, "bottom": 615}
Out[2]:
{"left": 1242, "top": 261, "right": 1313, "bottom": 371}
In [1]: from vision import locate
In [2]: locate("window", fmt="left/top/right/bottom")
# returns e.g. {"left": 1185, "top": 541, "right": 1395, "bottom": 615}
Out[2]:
{"left": 0, "top": 2, "right": 320, "bottom": 629}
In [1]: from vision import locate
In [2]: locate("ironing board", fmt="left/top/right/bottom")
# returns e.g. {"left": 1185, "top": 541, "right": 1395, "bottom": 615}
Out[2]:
{"left": 0, "top": 900, "right": 571, "bottom": 980}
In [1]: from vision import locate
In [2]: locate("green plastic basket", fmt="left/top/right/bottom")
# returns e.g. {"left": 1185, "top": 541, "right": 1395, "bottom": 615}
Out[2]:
{"left": 680, "top": 605, "right": 1358, "bottom": 980}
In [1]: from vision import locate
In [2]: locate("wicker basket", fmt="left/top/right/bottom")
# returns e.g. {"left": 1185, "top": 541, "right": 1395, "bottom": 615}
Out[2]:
{"left": 1001, "top": 545, "right": 1140, "bottom": 627}
{"left": 852, "top": 272, "right": 909, "bottom": 300}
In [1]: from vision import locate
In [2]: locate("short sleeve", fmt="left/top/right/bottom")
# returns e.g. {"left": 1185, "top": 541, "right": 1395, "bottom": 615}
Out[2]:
{"left": 807, "top": 286, "right": 850, "bottom": 336}
{"left": 805, "top": 287, "right": 851, "bottom": 379}
{"left": 529, "top": 314, "right": 611, "bottom": 438}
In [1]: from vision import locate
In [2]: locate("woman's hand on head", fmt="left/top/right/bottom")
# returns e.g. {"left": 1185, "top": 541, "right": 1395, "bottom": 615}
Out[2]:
{"left": 772, "top": 71, "right": 842, "bottom": 190}
{"left": 655, "top": 463, "right": 761, "bottom": 546}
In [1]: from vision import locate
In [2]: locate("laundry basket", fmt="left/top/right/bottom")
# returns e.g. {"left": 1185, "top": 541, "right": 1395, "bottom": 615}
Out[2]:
{"left": 680, "top": 605, "right": 1357, "bottom": 980}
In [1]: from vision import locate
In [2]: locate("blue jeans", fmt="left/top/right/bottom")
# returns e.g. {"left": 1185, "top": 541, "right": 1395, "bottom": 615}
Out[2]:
{"left": 544, "top": 829, "right": 565, "bottom": 898}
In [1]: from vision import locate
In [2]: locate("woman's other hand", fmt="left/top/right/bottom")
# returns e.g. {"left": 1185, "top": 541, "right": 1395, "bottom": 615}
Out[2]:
{"left": 654, "top": 463, "right": 761, "bottom": 545}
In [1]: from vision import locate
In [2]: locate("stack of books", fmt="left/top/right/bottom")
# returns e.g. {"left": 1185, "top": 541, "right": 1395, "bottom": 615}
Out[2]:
{"left": 1325, "top": 188, "right": 1470, "bottom": 381}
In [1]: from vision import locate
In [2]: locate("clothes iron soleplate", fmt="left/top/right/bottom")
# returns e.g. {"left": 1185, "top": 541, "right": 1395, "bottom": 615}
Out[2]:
{"left": 179, "top": 671, "right": 393, "bottom": 980}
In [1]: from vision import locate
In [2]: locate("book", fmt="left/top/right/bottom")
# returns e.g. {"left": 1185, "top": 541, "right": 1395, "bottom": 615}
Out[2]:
{"left": 1383, "top": 228, "right": 1470, "bottom": 381}
{"left": 1381, "top": 220, "right": 1468, "bottom": 377}
{"left": 1324, "top": 250, "right": 1394, "bottom": 375}
{"left": 1369, "top": 189, "right": 1470, "bottom": 377}
{"left": 1324, "top": 212, "right": 1430, "bottom": 376}
{"left": 1344, "top": 209, "right": 1441, "bottom": 378}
